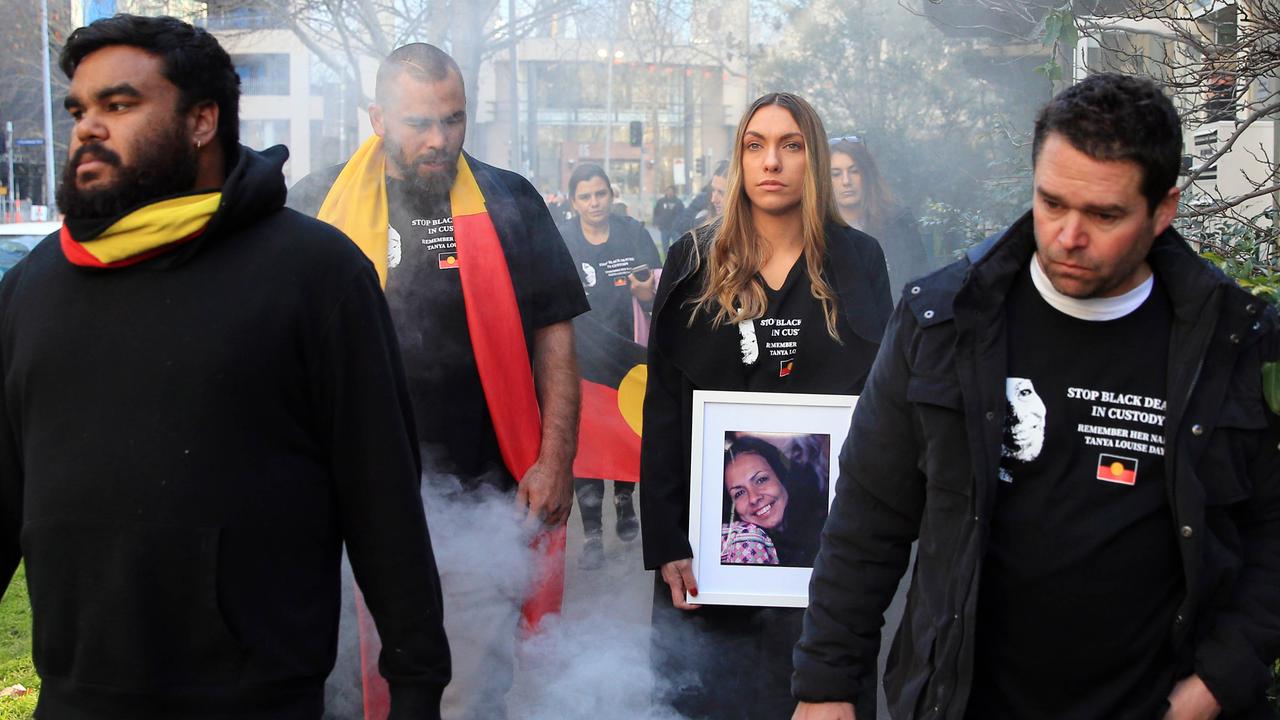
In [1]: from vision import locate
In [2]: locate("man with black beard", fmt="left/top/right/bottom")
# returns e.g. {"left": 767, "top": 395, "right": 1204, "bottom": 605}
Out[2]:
{"left": 0, "top": 15, "right": 450, "bottom": 719}
{"left": 289, "top": 43, "right": 587, "bottom": 720}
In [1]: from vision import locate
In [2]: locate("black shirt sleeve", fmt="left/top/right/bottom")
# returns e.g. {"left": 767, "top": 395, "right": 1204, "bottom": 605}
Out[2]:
{"left": 632, "top": 221, "right": 662, "bottom": 270}
{"left": 312, "top": 263, "right": 451, "bottom": 716}
{"left": 285, "top": 164, "right": 344, "bottom": 218}
{"left": 506, "top": 175, "right": 589, "bottom": 331}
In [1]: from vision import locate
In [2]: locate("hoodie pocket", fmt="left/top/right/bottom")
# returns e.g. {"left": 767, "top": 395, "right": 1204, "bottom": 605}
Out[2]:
{"left": 22, "top": 520, "right": 245, "bottom": 692}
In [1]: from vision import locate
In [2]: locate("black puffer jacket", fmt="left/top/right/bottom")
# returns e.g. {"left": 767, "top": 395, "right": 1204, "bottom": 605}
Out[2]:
{"left": 793, "top": 211, "right": 1280, "bottom": 719}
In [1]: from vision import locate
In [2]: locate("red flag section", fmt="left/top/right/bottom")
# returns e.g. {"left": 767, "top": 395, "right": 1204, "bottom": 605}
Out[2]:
{"left": 354, "top": 163, "right": 563, "bottom": 720}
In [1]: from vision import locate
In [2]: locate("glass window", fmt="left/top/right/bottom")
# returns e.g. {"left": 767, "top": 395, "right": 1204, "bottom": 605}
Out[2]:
{"left": 233, "top": 54, "right": 290, "bottom": 96}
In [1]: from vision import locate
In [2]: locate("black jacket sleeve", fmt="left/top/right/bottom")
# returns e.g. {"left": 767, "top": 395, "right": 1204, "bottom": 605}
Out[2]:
{"left": 639, "top": 239, "right": 696, "bottom": 569}
{"left": 313, "top": 264, "right": 451, "bottom": 718}
{"left": 1194, "top": 324, "right": 1280, "bottom": 715}
{"left": 793, "top": 299, "right": 926, "bottom": 713}
{"left": 0, "top": 300, "right": 20, "bottom": 601}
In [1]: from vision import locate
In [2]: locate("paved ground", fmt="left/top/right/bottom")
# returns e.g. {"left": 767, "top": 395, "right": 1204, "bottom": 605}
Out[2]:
{"left": 328, "top": 477, "right": 908, "bottom": 720}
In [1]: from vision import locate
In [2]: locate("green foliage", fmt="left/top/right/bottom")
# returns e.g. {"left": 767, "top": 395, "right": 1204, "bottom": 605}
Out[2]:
{"left": 0, "top": 565, "right": 36, "bottom": 719}
{"left": 1182, "top": 205, "right": 1280, "bottom": 305}
{"left": 1271, "top": 659, "right": 1280, "bottom": 712}
{"left": 758, "top": 0, "right": 1038, "bottom": 260}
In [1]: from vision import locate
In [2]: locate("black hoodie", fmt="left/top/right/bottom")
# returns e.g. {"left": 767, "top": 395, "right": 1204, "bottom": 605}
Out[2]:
{"left": 0, "top": 145, "right": 450, "bottom": 719}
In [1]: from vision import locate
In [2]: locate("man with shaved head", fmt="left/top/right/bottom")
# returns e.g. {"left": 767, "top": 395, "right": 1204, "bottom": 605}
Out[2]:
{"left": 290, "top": 43, "right": 587, "bottom": 719}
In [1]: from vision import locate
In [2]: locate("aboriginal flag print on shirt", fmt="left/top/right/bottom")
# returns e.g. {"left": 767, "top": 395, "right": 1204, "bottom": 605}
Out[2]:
{"left": 1096, "top": 453, "right": 1138, "bottom": 486}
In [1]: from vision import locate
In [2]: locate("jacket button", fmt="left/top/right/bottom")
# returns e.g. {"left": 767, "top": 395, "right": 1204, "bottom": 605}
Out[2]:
{"left": 1191, "top": 424, "right": 1204, "bottom": 436}
{"left": 1180, "top": 525, "right": 1194, "bottom": 538}
{"left": 1230, "top": 333, "right": 1241, "bottom": 344}
{"left": 911, "top": 285, "right": 922, "bottom": 295}
{"left": 1253, "top": 322, "right": 1261, "bottom": 332}
{"left": 923, "top": 309, "right": 935, "bottom": 319}
{"left": 985, "top": 410, "right": 995, "bottom": 421}
{"left": 1247, "top": 303, "right": 1258, "bottom": 315}
{"left": 1175, "top": 613, "right": 1186, "bottom": 625}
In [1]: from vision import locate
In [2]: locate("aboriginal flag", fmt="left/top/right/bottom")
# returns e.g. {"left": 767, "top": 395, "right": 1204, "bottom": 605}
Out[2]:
{"left": 573, "top": 314, "right": 646, "bottom": 482}
{"left": 1096, "top": 453, "right": 1138, "bottom": 486}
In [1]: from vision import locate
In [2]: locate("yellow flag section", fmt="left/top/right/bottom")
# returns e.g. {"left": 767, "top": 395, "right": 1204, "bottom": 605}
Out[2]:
{"left": 61, "top": 192, "right": 221, "bottom": 267}
{"left": 317, "top": 135, "right": 490, "bottom": 289}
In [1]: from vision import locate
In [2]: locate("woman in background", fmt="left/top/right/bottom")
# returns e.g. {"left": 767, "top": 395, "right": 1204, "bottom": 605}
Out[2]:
{"left": 640, "top": 92, "right": 891, "bottom": 719}
{"left": 829, "top": 136, "right": 930, "bottom": 293}
{"left": 558, "top": 163, "right": 660, "bottom": 569}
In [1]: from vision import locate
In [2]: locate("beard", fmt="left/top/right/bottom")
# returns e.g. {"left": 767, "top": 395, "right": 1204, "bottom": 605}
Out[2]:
{"left": 56, "top": 122, "right": 199, "bottom": 221}
{"left": 385, "top": 136, "right": 459, "bottom": 200}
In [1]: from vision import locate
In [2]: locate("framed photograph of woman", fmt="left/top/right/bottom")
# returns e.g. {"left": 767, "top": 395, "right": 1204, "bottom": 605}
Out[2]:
{"left": 687, "top": 390, "right": 856, "bottom": 607}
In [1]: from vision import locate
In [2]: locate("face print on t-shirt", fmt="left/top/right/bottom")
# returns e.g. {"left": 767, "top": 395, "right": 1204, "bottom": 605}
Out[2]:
{"left": 1004, "top": 378, "right": 1047, "bottom": 462}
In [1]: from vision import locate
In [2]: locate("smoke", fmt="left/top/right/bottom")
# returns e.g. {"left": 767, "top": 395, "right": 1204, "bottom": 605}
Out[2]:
{"left": 326, "top": 467, "right": 690, "bottom": 719}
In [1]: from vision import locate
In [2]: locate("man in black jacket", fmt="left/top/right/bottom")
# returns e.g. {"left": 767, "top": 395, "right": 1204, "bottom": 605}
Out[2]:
{"left": 0, "top": 15, "right": 450, "bottom": 719}
{"left": 794, "top": 73, "right": 1280, "bottom": 720}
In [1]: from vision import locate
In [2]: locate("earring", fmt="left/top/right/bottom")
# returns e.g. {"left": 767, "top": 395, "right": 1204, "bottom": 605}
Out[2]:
{"left": 195, "top": 139, "right": 203, "bottom": 149}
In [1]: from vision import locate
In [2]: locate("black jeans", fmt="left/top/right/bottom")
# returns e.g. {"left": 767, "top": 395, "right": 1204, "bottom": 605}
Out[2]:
{"left": 574, "top": 478, "right": 634, "bottom": 537}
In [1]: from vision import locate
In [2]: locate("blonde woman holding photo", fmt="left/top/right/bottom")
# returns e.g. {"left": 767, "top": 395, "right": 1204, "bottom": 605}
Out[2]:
{"left": 639, "top": 93, "right": 892, "bottom": 718}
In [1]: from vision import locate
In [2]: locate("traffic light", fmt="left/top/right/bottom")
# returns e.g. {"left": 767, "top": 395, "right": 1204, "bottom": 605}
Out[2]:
{"left": 629, "top": 121, "right": 643, "bottom": 147}
{"left": 695, "top": 156, "right": 706, "bottom": 174}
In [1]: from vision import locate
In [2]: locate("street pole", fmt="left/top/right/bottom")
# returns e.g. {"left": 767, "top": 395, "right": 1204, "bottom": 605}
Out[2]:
{"left": 4, "top": 122, "right": 12, "bottom": 222}
{"left": 508, "top": 0, "right": 520, "bottom": 173}
{"left": 602, "top": 0, "right": 617, "bottom": 179}
{"left": 41, "top": 0, "right": 58, "bottom": 214}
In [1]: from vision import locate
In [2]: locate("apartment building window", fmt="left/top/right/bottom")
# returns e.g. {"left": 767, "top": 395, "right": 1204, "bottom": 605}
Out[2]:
{"left": 1193, "top": 130, "right": 1219, "bottom": 181}
{"left": 234, "top": 54, "right": 290, "bottom": 96}
{"left": 241, "top": 119, "right": 290, "bottom": 151}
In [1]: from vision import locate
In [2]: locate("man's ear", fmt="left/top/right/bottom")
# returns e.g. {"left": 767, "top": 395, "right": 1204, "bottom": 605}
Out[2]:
{"left": 189, "top": 100, "right": 219, "bottom": 149}
{"left": 369, "top": 103, "right": 386, "bottom": 137}
{"left": 1152, "top": 185, "right": 1180, "bottom": 236}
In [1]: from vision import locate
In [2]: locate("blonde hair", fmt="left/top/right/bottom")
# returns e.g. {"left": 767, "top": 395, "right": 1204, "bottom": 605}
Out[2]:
{"left": 689, "top": 93, "right": 845, "bottom": 340}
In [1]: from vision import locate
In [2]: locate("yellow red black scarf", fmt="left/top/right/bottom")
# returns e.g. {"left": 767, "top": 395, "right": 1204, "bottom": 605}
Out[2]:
{"left": 61, "top": 192, "right": 221, "bottom": 268}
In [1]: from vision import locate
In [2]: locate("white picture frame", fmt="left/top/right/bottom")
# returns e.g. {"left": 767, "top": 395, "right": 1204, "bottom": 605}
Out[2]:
{"left": 687, "top": 390, "right": 857, "bottom": 608}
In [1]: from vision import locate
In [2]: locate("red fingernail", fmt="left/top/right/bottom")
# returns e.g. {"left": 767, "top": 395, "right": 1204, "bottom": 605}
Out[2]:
{"left": 690, "top": 589, "right": 698, "bottom": 597}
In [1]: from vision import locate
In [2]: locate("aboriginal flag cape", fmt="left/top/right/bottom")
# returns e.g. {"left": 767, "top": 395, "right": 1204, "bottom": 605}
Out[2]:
{"left": 60, "top": 191, "right": 221, "bottom": 268}
{"left": 573, "top": 313, "right": 646, "bottom": 481}
{"left": 317, "top": 136, "right": 564, "bottom": 719}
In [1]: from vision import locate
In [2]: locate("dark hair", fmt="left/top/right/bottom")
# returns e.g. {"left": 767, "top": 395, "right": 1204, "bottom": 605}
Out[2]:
{"left": 60, "top": 15, "right": 240, "bottom": 163}
{"left": 711, "top": 160, "right": 730, "bottom": 179}
{"left": 567, "top": 162, "right": 612, "bottom": 199}
{"left": 1032, "top": 73, "right": 1182, "bottom": 213}
{"left": 377, "top": 43, "right": 463, "bottom": 105}
{"left": 723, "top": 435, "right": 790, "bottom": 523}
{"left": 829, "top": 137, "right": 896, "bottom": 235}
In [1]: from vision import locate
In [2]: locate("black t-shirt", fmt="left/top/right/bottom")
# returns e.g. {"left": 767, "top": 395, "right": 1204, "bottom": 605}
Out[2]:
{"left": 561, "top": 216, "right": 661, "bottom": 340}
{"left": 744, "top": 260, "right": 837, "bottom": 391}
{"left": 966, "top": 266, "right": 1183, "bottom": 719}
{"left": 383, "top": 178, "right": 505, "bottom": 482}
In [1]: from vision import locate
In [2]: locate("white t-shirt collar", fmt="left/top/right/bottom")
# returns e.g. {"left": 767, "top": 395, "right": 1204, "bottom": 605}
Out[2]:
{"left": 1029, "top": 254, "right": 1153, "bottom": 321}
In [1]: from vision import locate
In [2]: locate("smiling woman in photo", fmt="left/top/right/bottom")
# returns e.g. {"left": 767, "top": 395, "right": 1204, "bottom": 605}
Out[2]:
{"left": 638, "top": 91, "right": 892, "bottom": 719}
{"left": 721, "top": 434, "right": 827, "bottom": 568}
